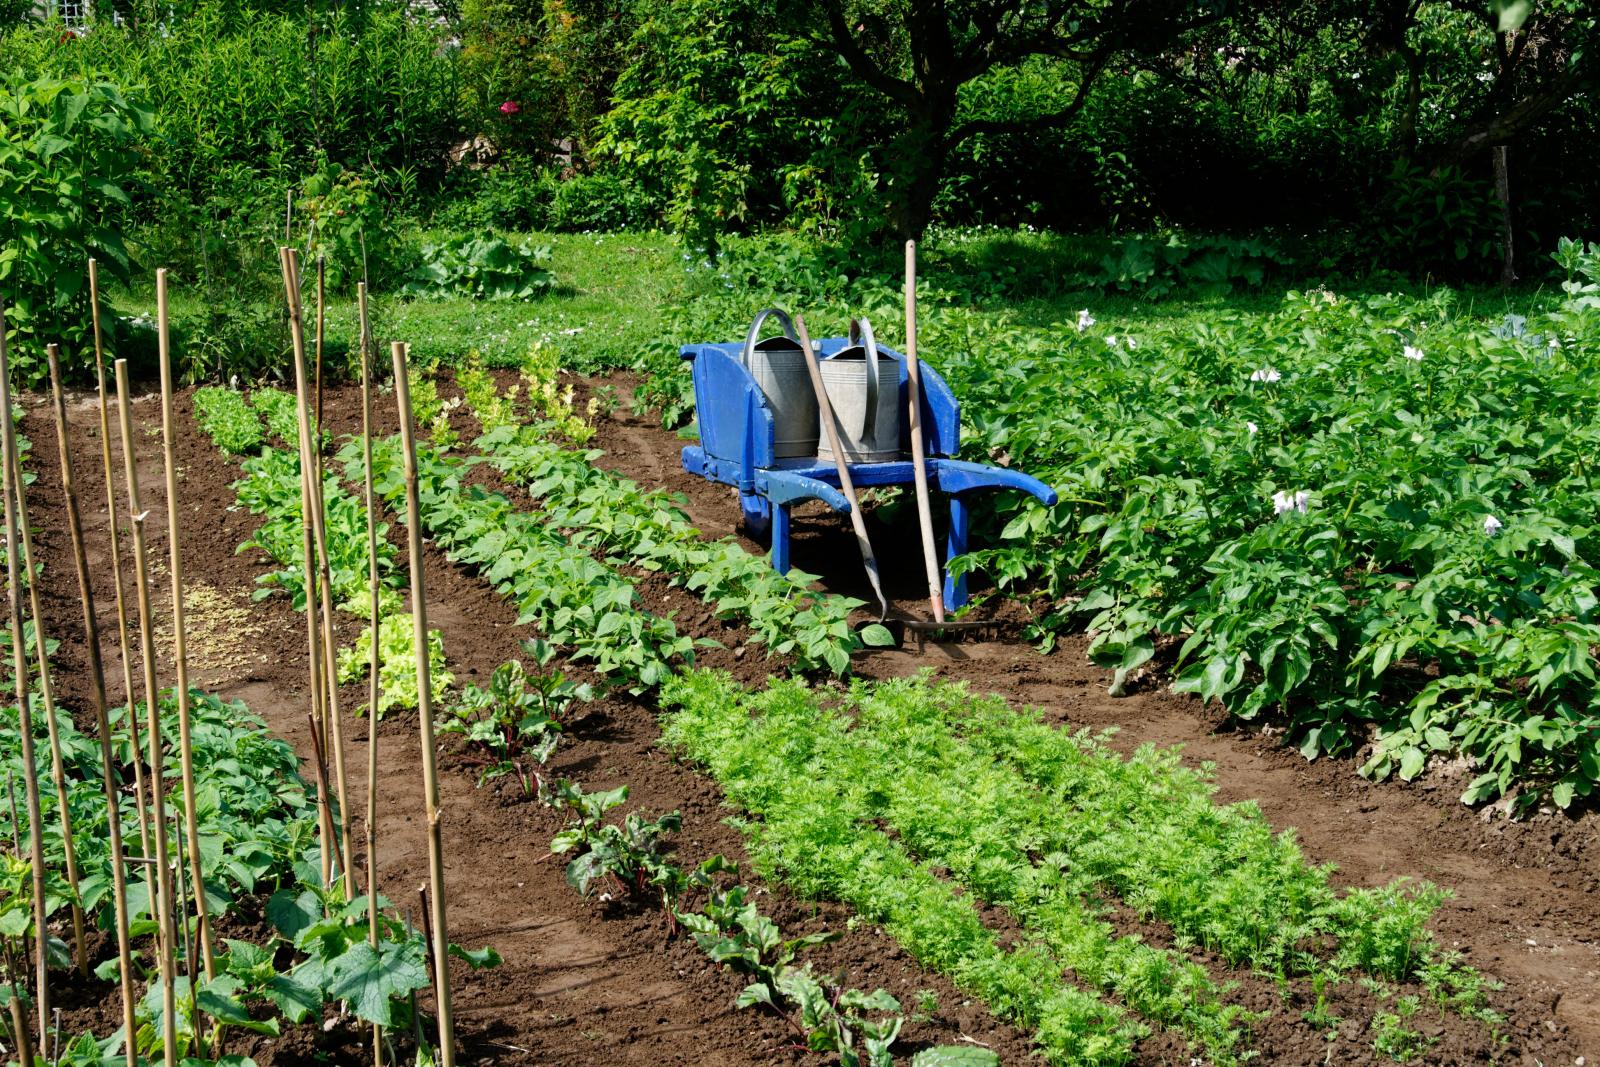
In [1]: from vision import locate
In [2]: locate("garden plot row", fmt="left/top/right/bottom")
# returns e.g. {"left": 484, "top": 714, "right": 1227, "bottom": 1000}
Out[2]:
{"left": 926, "top": 275, "right": 1600, "bottom": 810}
{"left": 630, "top": 240, "right": 1600, "bottom": 813}
{"left": 183, "top": 366, "right": 1565, "bottom": 1064}
{"left": 0, "top": 337, "right": 491, "bottom": 1065}
{"left": 195, "top": 380, "right": 1019, "bottom": 1065}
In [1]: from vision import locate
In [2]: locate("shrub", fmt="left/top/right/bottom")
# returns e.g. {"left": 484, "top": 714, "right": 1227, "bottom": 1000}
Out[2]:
{"left": 547, "top": 171, "right": 656, "bottom": 231}
{"left": 0, "top": 72, "right": 153, "bottom": 382}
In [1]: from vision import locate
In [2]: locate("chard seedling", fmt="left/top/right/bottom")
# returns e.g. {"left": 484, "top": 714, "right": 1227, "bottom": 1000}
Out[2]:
{"left": 439, "top": 645, "right": 590, "bottom": 792}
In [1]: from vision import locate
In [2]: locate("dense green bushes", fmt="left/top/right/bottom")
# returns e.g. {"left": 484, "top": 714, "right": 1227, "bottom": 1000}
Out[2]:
{"left": 0, "top": 73, "right": 152, "bottom": 379}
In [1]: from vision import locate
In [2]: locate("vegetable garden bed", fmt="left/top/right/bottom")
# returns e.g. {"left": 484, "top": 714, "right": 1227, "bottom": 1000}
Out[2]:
{"left": 8, "top": 371, "right": 1596, "bottom": 1065}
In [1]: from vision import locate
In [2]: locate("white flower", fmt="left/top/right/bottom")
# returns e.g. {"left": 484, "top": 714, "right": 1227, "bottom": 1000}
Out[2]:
{"left": 1246, "top": 421, "right": 1258, "bottom": 435}
{"left": 1548, "top": 336, "right": 1562, "bottom": 351}
{"left": 1272, "top": 490, "right": 1310, "bottom": 515}
{"left": 1076, "top": 309, "right": 1095, "bottom": 332}
{"left": 1403, "top": 345, "right": 1424, "bottom": 362}
{"left": 1483, "top": 515, "right": 1503, "bottom": 537}
{"left": 1250, "top": 367, "right": 1282, "bottom": 383}
{"left": 1105, "top": 335, "right": 1118, "bottom": 347}
{"left": 1126, "top": 337, "right": 1138, "bottom": 349}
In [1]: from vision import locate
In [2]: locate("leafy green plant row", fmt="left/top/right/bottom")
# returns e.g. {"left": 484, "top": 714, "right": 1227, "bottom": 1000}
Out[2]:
{"left": 348, "top": 435, "right": 699, "bottom": 692}
{"left": 193, "top": 387, "right": 266, "bottom": 456}
{"left": 0, "top": 670, "right": 495, "bottom": 1060}
{"left": 930, "top": 255, "right": 1600, "bottom": 809}
{"left": 249, "top": 387, "right": 323, "bottom": 453}
{"left": 1, "top": 689, "right": 317, "bottom": 945}
{"left": 655, "top": 677, "right": 1144, "bottom": 1066}
{"left": 233, "top": 446, "right": 403, "bottom": 616}
{"left": 472, "top": 421, "right": 888, "bottom": 674}
{"left": 660, "top": 672, "right": 1505, "bottom": 1064}
{"left": 543, "top": 779, "right": 997, "bottom": 1067}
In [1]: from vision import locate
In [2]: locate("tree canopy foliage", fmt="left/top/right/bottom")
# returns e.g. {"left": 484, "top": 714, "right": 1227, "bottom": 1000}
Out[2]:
{"left": 2, "top": 0, "right": 1597, "bottom": 277}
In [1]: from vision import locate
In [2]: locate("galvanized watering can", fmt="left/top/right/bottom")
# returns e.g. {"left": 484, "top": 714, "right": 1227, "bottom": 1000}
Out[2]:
{"left": 742, "top": 307, "right": 818, "bottom": 458}
{"left": 817, "top": 317, "right": 901, "bottom": 463}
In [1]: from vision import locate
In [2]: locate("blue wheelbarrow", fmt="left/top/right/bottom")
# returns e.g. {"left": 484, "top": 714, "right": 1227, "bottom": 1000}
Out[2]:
{"left": 679, "top": 314, "right": 1058, "bottom": 611}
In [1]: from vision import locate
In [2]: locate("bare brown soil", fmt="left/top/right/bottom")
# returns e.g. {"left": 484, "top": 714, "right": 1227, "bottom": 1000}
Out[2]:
{"left": 17, "top": 372, "right": 1596, "bottom": 1066}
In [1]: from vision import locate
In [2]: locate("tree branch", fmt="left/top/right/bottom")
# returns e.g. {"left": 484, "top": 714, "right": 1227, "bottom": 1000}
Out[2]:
{"left": 1429, "top": 65, "right": 1584, "bottom": 168}
{"left": 812, "top": 0, "right": 922, "bottom": 109}
{"left": 945, "top": 49, "right": 1112, "bottom": 146}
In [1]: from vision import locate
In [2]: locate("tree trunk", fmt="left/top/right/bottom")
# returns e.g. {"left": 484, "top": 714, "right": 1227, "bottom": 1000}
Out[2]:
{"left": 1492, "top": 144, "right": 1515, "bottom": 287}
{"left": 885, "top": 114, "right": 950, "bottom": 240}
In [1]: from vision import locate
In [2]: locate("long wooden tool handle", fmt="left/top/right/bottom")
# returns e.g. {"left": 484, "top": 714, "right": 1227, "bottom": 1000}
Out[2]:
{"left": 793, "top": 314, "right": 888, "bottom": 619}
{"left": 904, "top": 240, "right": 945, "bottom": 623}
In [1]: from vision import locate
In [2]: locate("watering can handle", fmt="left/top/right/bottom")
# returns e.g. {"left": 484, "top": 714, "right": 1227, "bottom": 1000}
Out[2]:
{"left": 742, "top": 308, "right": 801, "bottom": 372}
{"left": 848, "top": 317, "right": 880, "bottom": 444}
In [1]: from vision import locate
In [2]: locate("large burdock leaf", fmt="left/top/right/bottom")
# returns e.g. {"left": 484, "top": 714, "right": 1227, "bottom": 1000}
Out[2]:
{"left": 327, "top": 938, "right": 431, "bottom": 1027}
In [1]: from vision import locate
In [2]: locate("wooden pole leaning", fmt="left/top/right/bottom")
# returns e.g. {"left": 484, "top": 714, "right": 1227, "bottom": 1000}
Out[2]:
{"left": 155, "top": 272, "right": 218, "bottom": 980}
{"left": 791, "top": 314, "right": 888, "bottom": 618}
{"left": 0, "top": 301, "right": 52, "bottom": 1050}
{"left": 89, "top": 259, "right": 151, "bottom": 859}
{"left": 115, "top": 358, "right": 180, "bottom": 1067}
{"left": 359, "top": 283, "right": 384, "bottom": 1066}
{"left": 47, "top": 347, "right": 140, "bottom": 1067}
{"left": 903, "top": 240, "right": 945, "bottom": 623}
{"left": 279, "top": 248, "right": 336, "bottom": 887}
{"left": 307, "top": 261, "right": 353, "bottom": 884}
{"left": 17, "top": 346, "right": 89, "bottom": 976}
{"left": 392, "top": 341, "right": 456, "bottom": 1067}
{"left": 286, "top": 251, "right": 355, "bottom": 883}
{"left": 315, "top": 254, "right": 326, "bottom": 432}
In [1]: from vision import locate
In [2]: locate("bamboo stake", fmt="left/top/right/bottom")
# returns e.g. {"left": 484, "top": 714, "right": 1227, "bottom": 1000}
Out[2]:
{"left": 903, "top": 241, "right": 945, "bottom": 624}
{"left": 10, "top": 350, "right": 88, "bottom": 974}
{"left": 359, "top": 282, "right": 384, "bottom": 1067}
{"left": 392, "top": 341, "right": 456, "bottom": 1067}
{"left": 305, "top": 714, "right": 346, "bottom": 880}
{"left": 89, "top": 260, "right": 151, "bottom": 860}
{"left": 311, "top": 480, "right": 353, "bottom": 887}
{"left": 154, "top": 272, "right": 218, "bottom": 980}
{"left": 115, "top": 358, "right": 180, "bottom": 1067}
{"left": 4, "top": 950, "right": 32, "bottom": 1067}
{"left": 4, "top": 771, "right": 19, "bottom": 855}
{"left": 169, "top": 814, "right": 193, "bottom": 984}
{"left": 315, "top": 254, "right": 326, "bottom": 432}
{"left": 0, "top": 307, "right": 51, "bottom": 1049}
{"left": 47, "top": 347, "right": 139, "bottom": 1067}
{"left": 791, "top": 314, "right": 888, "bottom": 618}
{"left": 278, "top": 248, "right": 335, "bottom": 888}
{"left": 302, "top": 257, "right": 353, "bottom": 886}
{"left": 286, "top": 249, "right": 354, "bottom": 885}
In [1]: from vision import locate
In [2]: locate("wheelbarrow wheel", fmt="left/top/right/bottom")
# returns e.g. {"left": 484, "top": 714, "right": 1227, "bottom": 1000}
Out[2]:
{"left": 740, "top": 492, "right": 772, "bottom": 541}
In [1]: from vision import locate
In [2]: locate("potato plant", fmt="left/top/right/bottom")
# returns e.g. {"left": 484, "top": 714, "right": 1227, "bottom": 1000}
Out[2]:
{"left": 934, "top": 255, "right": 1600, "bottom": 808}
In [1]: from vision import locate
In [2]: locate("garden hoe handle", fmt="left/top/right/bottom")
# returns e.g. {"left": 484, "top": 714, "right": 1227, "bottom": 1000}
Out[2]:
{"left": 793, "top": 313, "right": 889, "bottom": 620}
{"left": 905, "top": 240, "right": 946, "bottom": 623}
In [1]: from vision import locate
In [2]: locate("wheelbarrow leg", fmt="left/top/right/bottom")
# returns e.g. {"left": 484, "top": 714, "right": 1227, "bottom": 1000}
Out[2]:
{"left": 943, "top": 494, "right": 969, "bottom": 610}
{"left": 770, "top": 502, "right": 792, "bottom": 575}
{"left": 741, "top": 492, "right": 771, "bottom": 540}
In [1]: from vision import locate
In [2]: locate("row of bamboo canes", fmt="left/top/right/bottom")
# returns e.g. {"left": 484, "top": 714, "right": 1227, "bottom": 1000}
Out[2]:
{"left": 0, "top": 245, "right": 456, "bottom": 1067}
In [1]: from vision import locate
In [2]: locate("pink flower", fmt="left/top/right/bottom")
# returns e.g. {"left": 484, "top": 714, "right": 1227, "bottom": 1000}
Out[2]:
{"left": 499, "top": 100, "right": 520, "bottom": 115}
